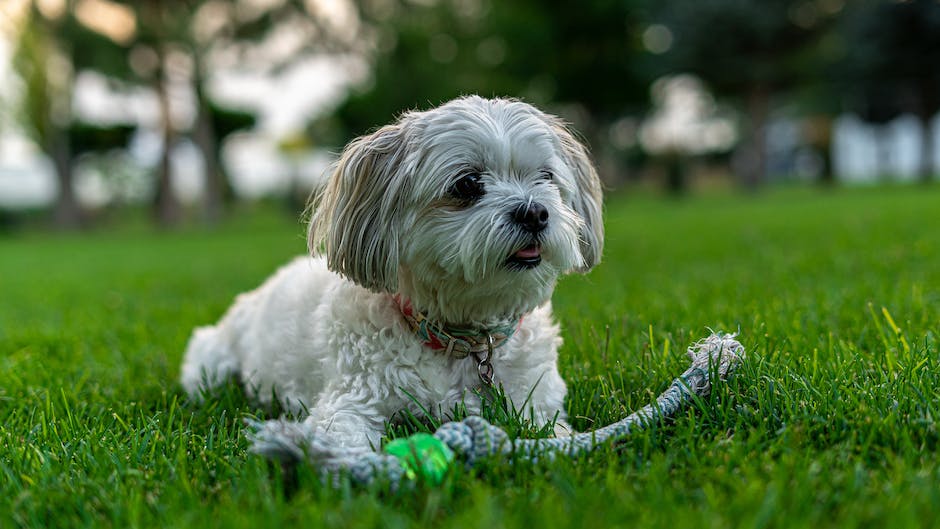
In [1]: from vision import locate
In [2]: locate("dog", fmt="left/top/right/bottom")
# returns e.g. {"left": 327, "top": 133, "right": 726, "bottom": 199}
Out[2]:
{"left": 180, "top": 96, "right": 603, "bottom": 450}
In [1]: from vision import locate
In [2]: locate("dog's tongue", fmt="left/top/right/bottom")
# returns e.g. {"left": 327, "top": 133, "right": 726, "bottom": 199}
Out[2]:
{"left": 514, "top": 245, "right": 541, "bottom": 259}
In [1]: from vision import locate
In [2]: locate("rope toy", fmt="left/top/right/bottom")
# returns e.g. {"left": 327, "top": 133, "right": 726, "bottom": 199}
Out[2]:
{"left": 247, "top": 332, "right": 744, "bottom": 488}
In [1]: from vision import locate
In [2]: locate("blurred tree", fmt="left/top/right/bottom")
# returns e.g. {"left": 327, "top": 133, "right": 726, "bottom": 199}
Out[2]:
{"left": 329, "top": 0, "right": 651, "bottom": 182}
{"left": 839, "top": 0, "right": 940, "bottom": 182}
{"left": 205, "top": 99, "right": 257, "bottom": 198}
{"left": 69, "top": 123, "right": 137, "bottom": 155}
{"left": 638, "top": 74, "right": 738, "bottom": 193}
{"left": 11, "top": 0, "right": 364, "bottom": 227}
{"left": 11, "top": 2, "right": 136, "bottom": 228}
{"left": 103, "top": 0, "right": 357, "bottom": 224}
{"left": 18, "top": 0, "right": 357, "bottom": 226}
{"left": 116, "top": 1, "right": 186, "bottom": 226}
{"left": 656, "top": 0, "right": 839, "bottom": 188}
{"left": 95, "top": 0, "right": 230, "bottom": 226}
{"left": 12, "top": 5, "right": 80, "bottom": 227}
{"left": 784, "top": 36, "right": 847, "bottom": 186}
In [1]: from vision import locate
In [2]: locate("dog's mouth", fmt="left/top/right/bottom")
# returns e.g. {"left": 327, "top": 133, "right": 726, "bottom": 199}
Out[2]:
{"left": 506, "top": 244, "right": 542, "bottom": 269}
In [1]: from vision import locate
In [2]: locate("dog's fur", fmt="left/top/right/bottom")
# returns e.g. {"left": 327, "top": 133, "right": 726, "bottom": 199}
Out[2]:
{"left": 180, "top": 96, "right": 603, "bottom": 449}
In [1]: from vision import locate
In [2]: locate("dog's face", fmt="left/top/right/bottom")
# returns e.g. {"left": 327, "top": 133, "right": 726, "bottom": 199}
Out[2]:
{"left": 310, "top": 96, "right": 603, "bottom": 323}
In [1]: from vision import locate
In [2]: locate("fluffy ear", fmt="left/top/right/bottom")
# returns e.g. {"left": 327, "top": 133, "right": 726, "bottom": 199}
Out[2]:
{"left": 547, "top": 118, "right": 604, "bottom": 272}
{"left": 308, "top": 123, "right": 412, "bottom": 292}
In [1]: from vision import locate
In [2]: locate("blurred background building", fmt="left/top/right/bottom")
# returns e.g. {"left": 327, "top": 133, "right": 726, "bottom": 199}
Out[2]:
{"left": 0, "top": 0, "right": 938, "bottom": 229}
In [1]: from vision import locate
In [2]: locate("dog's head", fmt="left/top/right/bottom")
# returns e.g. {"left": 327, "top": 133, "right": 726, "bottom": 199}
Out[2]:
{"left": 309, "top": 96, "right": 603, "bottom": 323}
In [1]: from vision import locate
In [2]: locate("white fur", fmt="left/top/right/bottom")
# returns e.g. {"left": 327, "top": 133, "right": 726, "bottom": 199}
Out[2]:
{"left": 180, "top": 96, "right": 604, "bottom": 449}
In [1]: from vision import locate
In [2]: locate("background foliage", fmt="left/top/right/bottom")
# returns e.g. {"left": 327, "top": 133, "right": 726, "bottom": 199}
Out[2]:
{"left": 2, "top": 0, "right": 940, "bottom": 229}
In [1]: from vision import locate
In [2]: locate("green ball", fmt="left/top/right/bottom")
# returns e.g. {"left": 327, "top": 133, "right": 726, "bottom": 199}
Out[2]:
{"left": 383, "top": 433, "right": 455, "bottom": 485}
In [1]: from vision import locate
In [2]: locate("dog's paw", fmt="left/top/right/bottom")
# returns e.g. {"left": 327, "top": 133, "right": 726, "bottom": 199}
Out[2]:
{"left": 552, "top": 419, "right": 574, "bottom": 438}
{"left": 245, "top": 418, "right": 312, "bottom": 462}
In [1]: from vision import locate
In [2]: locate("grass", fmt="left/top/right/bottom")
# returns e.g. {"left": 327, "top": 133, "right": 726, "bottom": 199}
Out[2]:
{"left": 1, "top": 185, "right": 939, "bottom": 528}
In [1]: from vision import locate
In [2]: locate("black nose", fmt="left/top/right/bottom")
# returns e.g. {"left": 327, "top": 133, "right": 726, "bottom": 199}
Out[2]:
{"left": 512, "top": 202, "right": 549, "bottom": 233}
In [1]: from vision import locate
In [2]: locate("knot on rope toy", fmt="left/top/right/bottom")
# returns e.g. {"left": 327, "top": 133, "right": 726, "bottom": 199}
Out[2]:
{"left": 681, "top": 331, "right": 745, "bottom": 394}
{"left": 434, "top": 415, "right": 510, "bottom": 463}
{"left": 247, "top": 332, "right": 744, "bottom": 489}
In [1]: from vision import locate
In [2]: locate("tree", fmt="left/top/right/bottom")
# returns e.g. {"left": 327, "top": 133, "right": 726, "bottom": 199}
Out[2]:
{"left": 11, "top": 0, "right": 356, "bottom": 226}
{"left": 111, "top": 0, "right": 249, "bottom": 224}
{"left": 330, "top": 0, "right": 652, "bottom": 182}
{"left": 839, "top": 0, "right": 940, "bottom": 182}
{"left": 656, "top": 0, "right": 839, "bottom": 188}
{"left": 12, "top": 5, "right": 79, "bottom": 227}
{"left": 102, "top": 0, "right": 353, "bottom": 224}
{"left": 11, "top": 2, "right": 134, "bottom": 228}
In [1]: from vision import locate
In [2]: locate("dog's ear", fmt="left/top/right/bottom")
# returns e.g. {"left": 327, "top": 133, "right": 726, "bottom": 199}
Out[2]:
{"left": 308, "top": 122, "right": 412, "bottom": 292}
{"left": 546, "top": 118, "right": 604, "bottom": 272}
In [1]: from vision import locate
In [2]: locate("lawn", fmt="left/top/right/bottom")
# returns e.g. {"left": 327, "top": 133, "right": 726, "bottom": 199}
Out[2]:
{"left": 1, "top": 185, "right": 938, "bottom": 528}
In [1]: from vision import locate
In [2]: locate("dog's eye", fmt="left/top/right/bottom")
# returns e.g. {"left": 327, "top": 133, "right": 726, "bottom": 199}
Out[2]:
{"left": 449, "top": 171, "right": 485, "bottom": 201}
{"left": 538, "top": 169, "right": 554, "bottom": 181}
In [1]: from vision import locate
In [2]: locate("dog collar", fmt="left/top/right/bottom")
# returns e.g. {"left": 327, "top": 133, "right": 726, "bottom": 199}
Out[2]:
{"left": 395, "top": 296, "right": 520, "bottom": 385}
{"left": 395, "top": 296, "right": 518, "bottom": 357}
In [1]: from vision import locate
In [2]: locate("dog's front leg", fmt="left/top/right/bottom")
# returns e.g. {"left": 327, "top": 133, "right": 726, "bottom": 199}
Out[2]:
{"left": 504, "top": 365, "right": 573, "bottom": 438}
{"left": 302, "top": 389, "right": 389, "bottom": 450}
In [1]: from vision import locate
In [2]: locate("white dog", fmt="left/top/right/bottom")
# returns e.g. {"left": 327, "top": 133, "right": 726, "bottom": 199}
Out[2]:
{"left": 180, "top": 96, "right": 603, "bottom": 450}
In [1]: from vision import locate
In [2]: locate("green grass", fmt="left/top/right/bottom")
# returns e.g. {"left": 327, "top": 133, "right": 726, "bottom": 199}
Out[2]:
{"left": 1, "top": 186, "right": 939, "bottom": 528}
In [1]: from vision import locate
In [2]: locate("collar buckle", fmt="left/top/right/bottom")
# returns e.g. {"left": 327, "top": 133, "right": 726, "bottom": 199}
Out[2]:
{"left": 473, "top": 334, "right": 496, "bottom": 386}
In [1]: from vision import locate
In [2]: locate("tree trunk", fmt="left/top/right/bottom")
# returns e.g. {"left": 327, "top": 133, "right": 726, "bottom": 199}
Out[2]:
{"left": 192, "top": 57, "right": 232, "bottom": 223}
{"left": 49, "top": 130, "right": 83, "bottom": 229}
{"left": 664, "top": 152, "right": 686, "bottom": 195}
{"left": 737, "top": 84, "right": 770, "bottom": 190}
{"left": 916, "top": 81, "right": 938, "bottom": 183}
{"left": 876, "top": 125, "right": 893, "bottom": 182}
{"left": 817, "top": 146, "right": 834, "bottom": 186}
{"left": 152, "top": 58, "right": 181, "bottom": 227}
{"left": 918, "top": 115, "right": 934, "bottom": 183}
{"left": 805, "top": 116, "right": 834, "bottom": 186}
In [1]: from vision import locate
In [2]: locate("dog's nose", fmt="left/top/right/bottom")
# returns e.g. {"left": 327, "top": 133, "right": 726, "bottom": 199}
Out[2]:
{"left": 512, "top": 202, "right": 549, "bottom": 233}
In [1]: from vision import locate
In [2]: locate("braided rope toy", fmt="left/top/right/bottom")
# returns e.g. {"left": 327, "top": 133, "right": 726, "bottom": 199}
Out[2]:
{"left": 248, "top": 332, "right": 744, "bottom": 488}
